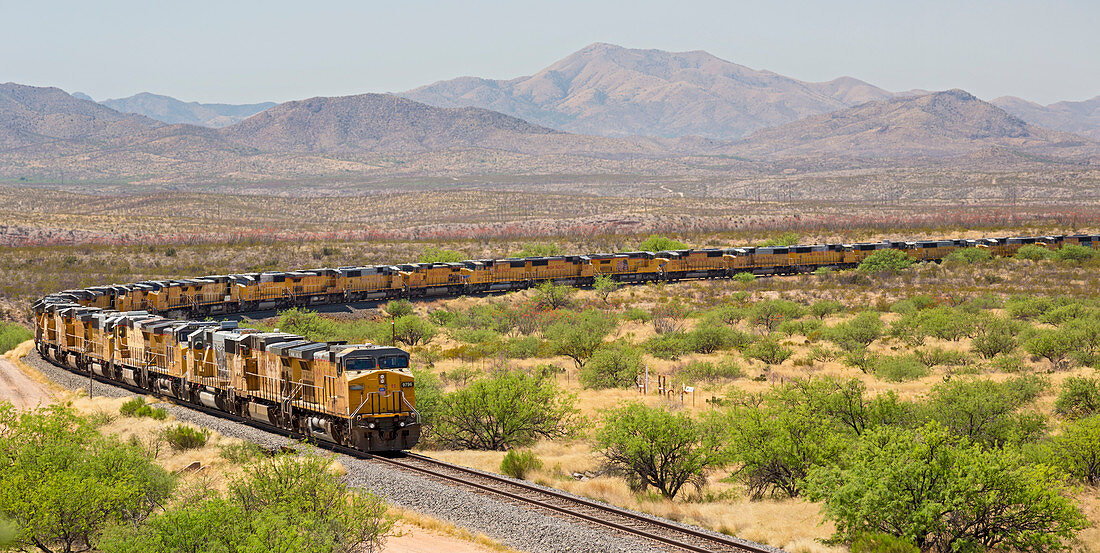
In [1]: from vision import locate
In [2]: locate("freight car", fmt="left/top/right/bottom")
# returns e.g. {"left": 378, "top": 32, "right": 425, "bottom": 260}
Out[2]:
{"left": 32, "top": 233, "right": 1100, "bottom": 452}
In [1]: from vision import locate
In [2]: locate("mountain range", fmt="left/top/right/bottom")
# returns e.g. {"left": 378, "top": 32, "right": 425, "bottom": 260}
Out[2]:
{"left": 401, "top": 42, "right": 894, "bottom": 140}
{"left": 0, "top": 43, "right": 1097, "bottom": 188}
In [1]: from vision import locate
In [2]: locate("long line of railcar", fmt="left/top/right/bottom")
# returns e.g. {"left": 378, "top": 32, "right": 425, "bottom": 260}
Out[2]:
{"left": 32, "top": 233, "right": 1099, "bottom": 452}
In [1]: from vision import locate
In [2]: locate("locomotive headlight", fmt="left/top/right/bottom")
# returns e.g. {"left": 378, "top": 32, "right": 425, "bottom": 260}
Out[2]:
{"left": 399, "top": 421, "right": 406, "bottom": 427}
{"left": 368, "top": 422, "right": 376, "bottom": 429}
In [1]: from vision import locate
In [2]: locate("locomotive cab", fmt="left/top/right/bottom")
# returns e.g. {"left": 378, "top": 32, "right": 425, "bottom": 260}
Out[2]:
{"left": 339, "top": 346, "right": 420, "bottom": 451}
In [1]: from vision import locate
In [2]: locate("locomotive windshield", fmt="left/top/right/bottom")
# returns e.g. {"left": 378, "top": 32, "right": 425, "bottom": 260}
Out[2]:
{"left": 379, "top": 355, "right": 409, "bottom": 369}
{"left": 344, "top": 357, "right": 376, "bottom": 372}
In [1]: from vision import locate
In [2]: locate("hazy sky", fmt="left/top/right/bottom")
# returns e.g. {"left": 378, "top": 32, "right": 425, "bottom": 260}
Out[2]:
{"left": 3, "top": 0, "right": 1097, "bottom": 105}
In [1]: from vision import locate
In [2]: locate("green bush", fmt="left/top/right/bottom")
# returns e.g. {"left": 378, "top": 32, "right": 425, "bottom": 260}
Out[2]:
{"left": 0, "top": 322, "right": 31, "bottom": 354}
{"left": 418, "top": 247, "right": 465, "bottom": 263}
{"left": 991, "top": 354, "right": 1027, "bottom": 373}
{"left": 971, "top": 316, "right": 1018, "bottom": 358}
{"left": 163, "top": 425, "right": 209, "bottom": 451}
{"left": 544, "top": 309, "right": 616, "bottom": 368}
{"left": 744, "top": 338, "right": 793, "bottom": 365}
{"left": 512, "top": 243, "right": 562, "bottom": 257}
{"left": 706, "top": 305, "right": 746, "bottom": 324}
{"left": 119, "top": 397, "right": 146, "bottom": 417}
{"left": 219, "top": 441, "right": 267, "bottom": 463}
{"left": 914, "top": 346, "right": 971, "bottom": 368}
{"left": 581, "top": 343, "right": 644, "bottom": 389}
{"left": 1048, "top": 415, "right": 1100, "bottom": 485}
{"left": 637, "top": 235, "right": 688, "bottom": 252}
{"left": 433, "top": 370, "right": 581, "bottom": 450}
{"left": 685, "top": 324, "right": 743, "bottom": 353}
{"left": 393, "top": 315, "right": 436, "bottom": 346}
{"left": 825, "top": 312, "right": 883, "bottom": 350}
{"left": 500, "top": 450, "right": 543, "bottom": 480}
{"left": 385, "top": 299, "right": 414, "bottom": 317}
{"left": 623, "top": 307, "right": 652, "bottom": 322}
{"left": 596, "top": 403, "right": 718, "bottom": 499}
{"left": 776, "top": 318, "right": 822, "bottom": 338}
{"left": 749, "top": 299, "right": 804, "bottom": 331}
{"left": 925, "top": 376, "right": 1047, "bottom": 447}
{"left": 810, "top": 300, "right": 844, "bottom": 319}
{"left": 1054, "top": 244, "right": 1095, "bottom": 262}
{"left": 675, "top": 358, "right": 743, "bottom": 384}
{"left": 532, "top": 281, "right": 576, "bottom": 310}
{"left": 1015, "top": 244, "right": 1055, "bottom": 260}
{"left": 645, "top": 332, "right": 691, "bottom": 360}
{"left": 502, "top": 336, "right": 544, "bottom": 359}
{"left": 851, "top": 532, "right": 920, "bottom": 553}
{"left": 119, "top": 397, "right": 167, "bottom": 420}
{"left": 857, "top": 249, "right": 913, "bottom": 273}
{"left": 943, "top": 247, "right": 991, "bottom": 264}
{"left": 874, "top": 355, "right": 928, "bottom": 382}
{"left": 1023, "top": 328, "right": 1074, "bottom": 369}
{"left": 759, "top": 232, "right": 800, "bottom": 247}
{"left": 732, "top": 272, "right": 756, "bottom": 283}
{"left": 804, "top": 423, "right": 1085, "bottom": 553}
{"left": 1054, "top": 376, "right": 1100, "bottom": 419}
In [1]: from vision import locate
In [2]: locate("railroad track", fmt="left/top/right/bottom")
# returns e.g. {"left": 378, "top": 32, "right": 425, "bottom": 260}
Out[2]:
{"left": 362, "top": 451, "right": 777, "bottom": 553}
{"left": 39, "top": 352, "right": 778, "bottom": 553}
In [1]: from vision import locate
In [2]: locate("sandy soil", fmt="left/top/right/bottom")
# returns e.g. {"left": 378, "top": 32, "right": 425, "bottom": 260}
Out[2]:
{"left": 383, "top": 523, "right": 507, "bottom": 553}
{"left": 0, "top": 342, "right": 55, "bottom": 409}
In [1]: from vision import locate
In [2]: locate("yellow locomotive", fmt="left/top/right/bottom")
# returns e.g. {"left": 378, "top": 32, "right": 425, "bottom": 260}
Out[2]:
{"left": 34, "top": 300, "right": 419, "bottom": 452}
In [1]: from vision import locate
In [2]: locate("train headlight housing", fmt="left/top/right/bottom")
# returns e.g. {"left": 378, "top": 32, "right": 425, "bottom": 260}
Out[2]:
{"left": 399, "top": 421, "right": 406, "bottom": 427}
{"left": 368, "top": 422, "right": 376, "bottom": 429}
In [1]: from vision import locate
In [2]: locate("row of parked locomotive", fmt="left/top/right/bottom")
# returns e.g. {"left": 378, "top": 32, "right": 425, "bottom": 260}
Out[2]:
{"left": 33, "top": 302, "right": 420, "bottom": 452}
{"left": 31, "top": 233, "right": 1099, "bottom": 452}
{"left": 43, "top": 234, "right": 1100, "bottom": 319}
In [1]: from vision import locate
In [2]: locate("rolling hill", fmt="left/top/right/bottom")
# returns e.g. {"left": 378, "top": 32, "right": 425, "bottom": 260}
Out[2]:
{"left": 992, "top": 95, "right": 1100, "bottom": 141}
{"left": 401, "top": 42, "right": 894, "bottom": 140}
{"left": 101, "top": 92, "right": 276, "bottom": 128}
{"left": 729, "top": 89, "right": 1098, "bottom": 159}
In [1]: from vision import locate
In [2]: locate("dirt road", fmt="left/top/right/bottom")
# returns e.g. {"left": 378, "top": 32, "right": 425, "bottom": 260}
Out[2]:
{"left": 0, "top": 341, "right": 55, "bottom": 409}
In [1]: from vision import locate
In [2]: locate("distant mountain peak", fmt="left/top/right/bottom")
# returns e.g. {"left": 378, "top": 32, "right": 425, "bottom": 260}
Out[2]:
{"left": 401, "top": 44, "right": 893, "bottom": 139}
{"left": 100, "top": 92, "right": 275, "bottom": 128}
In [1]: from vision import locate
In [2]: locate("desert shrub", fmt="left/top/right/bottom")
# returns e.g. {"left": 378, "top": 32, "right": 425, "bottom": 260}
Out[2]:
{"left": 544, "top": 309, "right": 616, "bottom": 368}
{"left": 759, "top": 232, "right": 800, "bottom": 247}
{"left": 675, "top": 358, "right": 743, "bottom": 385}
{"left": 858, "top": 250, "right": 913, "bottom": 273}
{"left": 810, "top": 300, "right": 844, "bottom": 319}
{"left": 623, "top": 307, "right": 651, "bottom": 322}
{"left": 749, "top": 299, "right": 804, "bottom": 331}
{"left": 874, "top": 355, "right": 928, "bottom": 382}
{"left": 581, "top": 343, "right": 644, "bottom": 389}
{"left": 428, "top": 309, "right": 457, "bottom": 326}
{"left": 502, "top": 336, "right": 544, "bottom": 359}
{"left": 119, "top": 397, "right": 146, "bottom": 417}
{"left": 0, "top": 404, "right": 174, "bottom": 553}
{"left": 385, "top": 299, "right": 414, "bottom": 317}
{"left": 163, "top": 425, "right": 209, "bottom": 451}
{"left": 0, "top": 322, "right": 31, "bottom": 354}
{"left": 805, "top": 423, "right": 1085, "bottom": 553}
{"left": 1039, "top": 302, "right": 1093, "bottom": 325}
{"left": 776, "top": 318, "right": 822, "bottom": 338}
{"left": 512, "top": 243, "right": 562, "bottom": 257}
{"left": 825, "top": 311, "right": 883, "bottom": 351}
{"left": 652, "top": 300, "right": 690, "bottom": 334}
{"left": 685, "top": 324, "right": 743, "bottom": 353}
{"left": 744, "top": 338, "right": 792, "bottom": 365}
{"left": 433, "top": 370, "right": 581, "bottom": 450}
{"left": 1023, "top": 328, "right": 1075, "bottom": 369}
{"left": 971, "top": 316, "right": 1018, "bottom": 358}
{"left": 706, "top": 305, "right": 746, "bottom": 324}
{"left": 991, "top": 354, "right": 1027, "bottom": 373}
{"left": 732, "top": 272, "right": 756, "bottom": 283}
{"left": 843, "top": 349, "right": 880, "bottom": 374}
{"left": 596, "top": 403, "right": 718, "bottom": 499}
{"left": 962, "top": 293, "right": 1004, "bottom": 312}
{"left": 1054, "top": 244, "right": 1095, "bottom": 262}
{"left": 219, "top": 441, "right": 267, "bottom": 463}
{"left": 1015, "top": 244, "right": 1055, "bottom": 260}
{"left": 500, "top": 450, "right": 543, "bottom": 480}
{"left": 532, "top": 281, "right": 575, "bottom": 310}
{"left": 943, "top": 247, "right": 991, "bottom": 264}
{"left": 418, "top": 247, "right": 465, "bottom": 263}
{"left": 645, "top": 332, "right": 691, "bottom": 360}
{"left": 452, "top": 327, "right": 500, "bottom": 344}
{"left": 119, "top": 397, "right": 167, "bottom": 420}
{"left": 1049, "top": 415, "right": 1100, "bottom": 485}
{"left": 592, "top": 275, "right": 622, "bottom": 304}
{"left": 393, "top": 315, "right": 436, "bottom": 346}
{"left": 100, "top": 455, "right": 392, "bottom": 553}
{"left": 924, "top": 376, "right": 1047, "bottom": 447}
{"left": 637, "top": 235, "right": 688, "bottom": 252}
{"left": 1005, "top": 295, "right": 1062, "bottom": 321}
{"left": 850, "top": 533, "right": 920, "bottom": 553}
{"left": 914, "top": 346, "right": 971, "bottom": 368}
{"left": 1054, "top": 376, "right": 1100, "bottom": 419}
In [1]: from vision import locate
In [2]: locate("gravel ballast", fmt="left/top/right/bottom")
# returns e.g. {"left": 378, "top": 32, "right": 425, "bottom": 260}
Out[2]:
{"left": 24, "top": 351, "right": 782, "bottom": 553}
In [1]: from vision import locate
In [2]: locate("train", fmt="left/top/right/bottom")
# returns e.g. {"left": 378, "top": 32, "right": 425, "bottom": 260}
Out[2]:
{"left": 31, "top": 233, "right": 1099, "bottom": 452}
